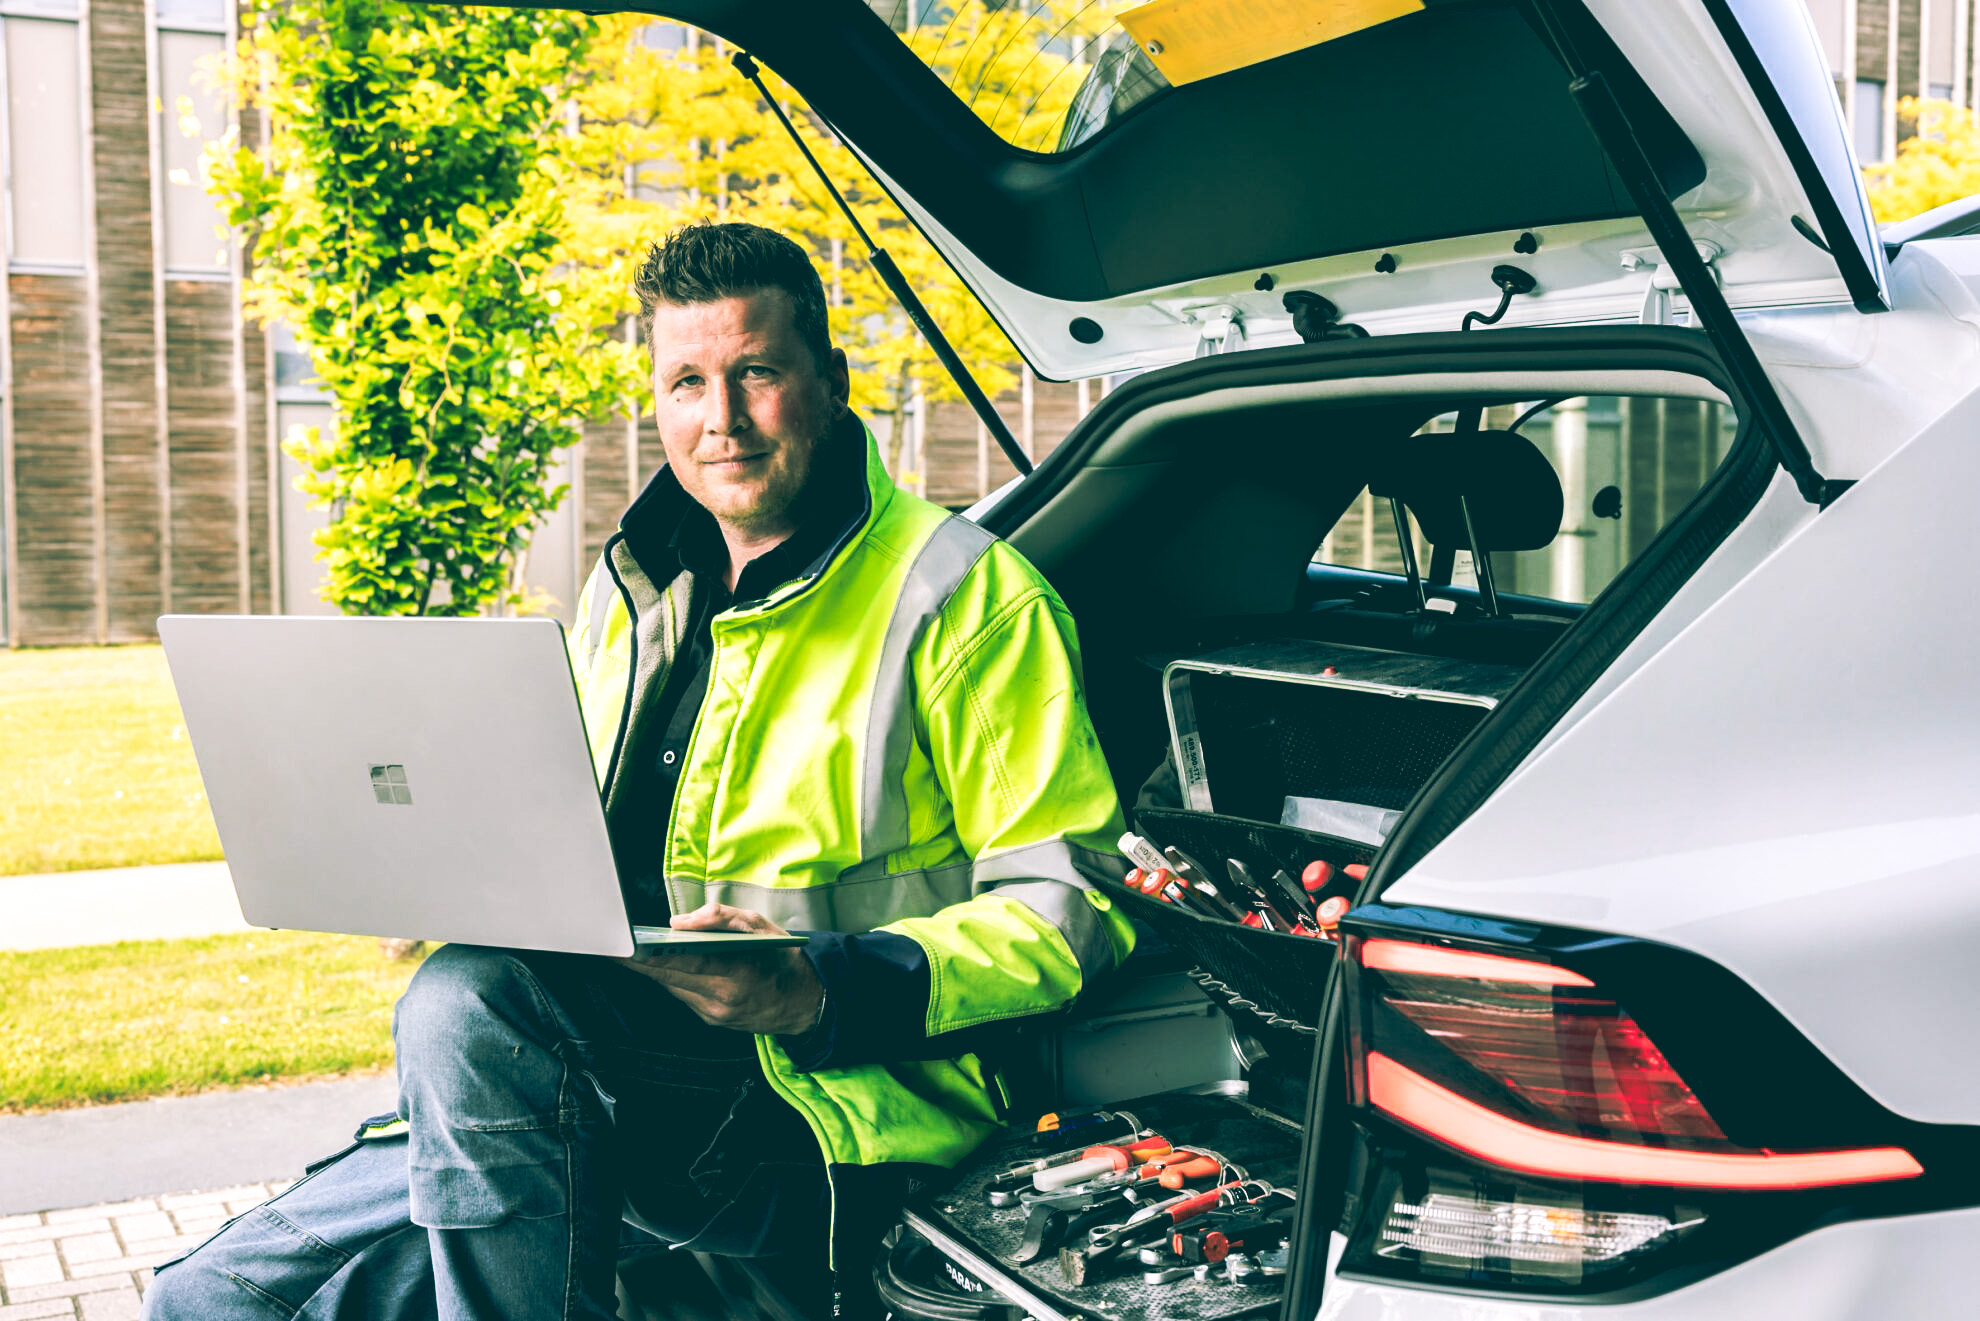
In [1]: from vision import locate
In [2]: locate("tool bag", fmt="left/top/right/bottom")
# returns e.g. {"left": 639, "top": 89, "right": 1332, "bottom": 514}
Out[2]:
{"left": 1094, "top": 807, "right": 1371, "bottom": 1044}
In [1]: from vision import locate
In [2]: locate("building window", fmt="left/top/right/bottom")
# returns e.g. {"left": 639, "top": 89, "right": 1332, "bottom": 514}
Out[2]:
{"left": 1854, "top": 79, "right": 1887, "bottom": 162}
{"left": 3, "top": 15, "right": 85, "bottom": 267}
{"left": 1929, "top": 83, "right": 1955, "bottom": 103}
{"left": 157, "top": 27, "right": 229, "bottom": 272}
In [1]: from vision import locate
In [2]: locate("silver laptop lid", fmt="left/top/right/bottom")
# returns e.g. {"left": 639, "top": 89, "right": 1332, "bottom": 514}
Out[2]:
{"left": 158, "top": 615, "right": 634, "bottom": 958}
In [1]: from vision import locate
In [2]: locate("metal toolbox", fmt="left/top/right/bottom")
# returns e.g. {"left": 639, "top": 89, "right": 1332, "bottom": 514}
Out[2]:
{"left": 1163, "top": 639, "right": 1524, "bottom": 831}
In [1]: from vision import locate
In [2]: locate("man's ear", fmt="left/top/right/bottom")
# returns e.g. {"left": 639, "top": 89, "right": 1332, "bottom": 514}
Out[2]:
{"left": 827, "top": 347, "right": 851, "bottom": 414}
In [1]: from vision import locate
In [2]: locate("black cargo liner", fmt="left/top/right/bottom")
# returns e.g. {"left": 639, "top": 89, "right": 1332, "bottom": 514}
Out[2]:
{"left": 1105, "top": 809, "right": 1367, "bottom": 1044}
{"left": 906, "top": 1088, "right": 1303, "bottom": 1321}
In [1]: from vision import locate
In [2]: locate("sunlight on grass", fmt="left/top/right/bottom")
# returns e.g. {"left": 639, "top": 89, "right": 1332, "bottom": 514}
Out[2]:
{"left": 0, "top": 931, "right": 421, "bottom": 1113}
{"left": 0, "top": 645, "right": 223, "bottom": 876}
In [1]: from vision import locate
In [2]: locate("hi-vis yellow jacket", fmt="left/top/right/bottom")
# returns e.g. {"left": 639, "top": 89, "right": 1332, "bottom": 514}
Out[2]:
{"left": 565, "top": 421, "right": 1132, "bottom": 1181}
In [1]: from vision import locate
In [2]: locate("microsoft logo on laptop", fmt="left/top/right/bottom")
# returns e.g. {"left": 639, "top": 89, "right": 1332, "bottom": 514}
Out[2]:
{"left": 369, "top": 764, "right": 413, "bottom": 806}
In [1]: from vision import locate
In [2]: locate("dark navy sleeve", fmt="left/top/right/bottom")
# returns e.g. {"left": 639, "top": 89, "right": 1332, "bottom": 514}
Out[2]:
{"left": 778, "top": 930, "right": 1046, "bottom": 1072}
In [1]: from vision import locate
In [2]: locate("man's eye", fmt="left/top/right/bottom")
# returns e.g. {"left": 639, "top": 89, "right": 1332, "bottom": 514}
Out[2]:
{"left": 743, "top": 365, "right": 774, "bottom": 378}
{"left": 673, "top": 375, "right": 702, "bottom": 390}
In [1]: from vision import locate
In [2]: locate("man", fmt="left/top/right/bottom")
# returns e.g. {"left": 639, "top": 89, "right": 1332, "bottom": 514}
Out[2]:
{"left": 143, "top": 221, "right": 1132, "bottom": 1320}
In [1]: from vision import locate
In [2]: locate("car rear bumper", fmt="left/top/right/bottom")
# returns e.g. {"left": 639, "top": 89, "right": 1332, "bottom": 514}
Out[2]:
{"left": 1318, "top": 1205, "right": 1980, "bottom": 1319}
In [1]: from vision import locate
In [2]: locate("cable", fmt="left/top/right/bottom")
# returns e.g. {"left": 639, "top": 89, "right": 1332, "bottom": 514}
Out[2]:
{"left": 1508, "top": 396, "right": 1565, "bottom": 434}
{"left": 729, "top": 51, "right": 1033, "bottom": 478}
{"left": 1460, "top": 286, "right": 1516, "bottom": 333}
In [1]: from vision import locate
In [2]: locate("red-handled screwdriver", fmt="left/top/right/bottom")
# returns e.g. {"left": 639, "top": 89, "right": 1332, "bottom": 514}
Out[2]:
{"left": 1033, "top": 1136, "right": 1174, "bottom": 1191}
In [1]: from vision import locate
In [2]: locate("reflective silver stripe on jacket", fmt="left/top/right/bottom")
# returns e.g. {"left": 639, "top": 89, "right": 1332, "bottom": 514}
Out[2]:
{"left": 584, "top": 565, "right": 616, "bottom": 667}
{"left": 679, "top": 841, "right": 1120, "bottom": 981}
{"left": 678, "top": 863, "right": 974, "bottom": 934}
{"left": 860, "top": 515, "right": 998, "bottom": 863}
{"left": 970, "top": 839, "right": 1123, "bottom": 983}
{"left": 602, "top": 542, "right": 694, "bottom": 816}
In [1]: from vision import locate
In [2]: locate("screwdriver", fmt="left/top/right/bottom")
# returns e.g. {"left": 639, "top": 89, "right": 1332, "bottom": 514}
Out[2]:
{"left": 1152, "top": 1153, "right": 1222, "bottom": 1189}
{"left": 1118, "top": 832, "right": 1170, "bottom": 874}
{"left": 985, "top": 1126, "right": 1156, "bottom": 1195}
{"left": 1033, "top": 1136, "right": 1175, "bottom": 1191}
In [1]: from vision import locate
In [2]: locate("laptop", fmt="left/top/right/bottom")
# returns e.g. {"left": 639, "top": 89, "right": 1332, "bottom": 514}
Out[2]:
{"left": 158, "top": 615, "right": 802, "bottom": 958}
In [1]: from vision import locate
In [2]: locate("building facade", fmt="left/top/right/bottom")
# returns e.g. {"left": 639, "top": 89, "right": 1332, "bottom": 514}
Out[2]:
{"left": 0, "top": 1, "right": 1967, "bottom": 643}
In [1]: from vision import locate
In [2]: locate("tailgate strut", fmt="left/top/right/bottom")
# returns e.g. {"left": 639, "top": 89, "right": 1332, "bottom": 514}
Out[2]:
{"left": 1530, "top": 0, "right": 1850, "bottom": 509}
{"left": 731, "top": 51, "right": 1033, "bottom": 478}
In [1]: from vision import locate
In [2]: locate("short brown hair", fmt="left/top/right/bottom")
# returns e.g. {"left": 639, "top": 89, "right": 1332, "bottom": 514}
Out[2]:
{"left": 634, "top": 221, "right": 831, "bottom": 369}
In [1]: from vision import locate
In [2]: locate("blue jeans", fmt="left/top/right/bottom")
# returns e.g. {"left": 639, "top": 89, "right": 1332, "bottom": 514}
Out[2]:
{"left": 142, "top": 945, "right": 834, "bottom": 1320}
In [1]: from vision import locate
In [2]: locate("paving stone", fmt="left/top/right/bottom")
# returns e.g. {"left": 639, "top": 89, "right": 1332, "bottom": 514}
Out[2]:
{"left": 1, "top": 1256, "right": 64, "bottom": 1290}
{"left": 76, "top": 1290, "right": 140, "bottom": 1321}
{"left": 166, "top": 1212, "right": 229, "bottom": 1239}
{"left": 0, "top": 1216, "right": 44, "bottom": 1233}
{"left": 118, "top": 1237, "right": 204, "bottom": 1267}
{"left": 42, "top": 1205, "right": 155, "bottom": 1227}
{"left": 6, "top": 1275, "right": 138, "bottom": 1304}
{"left": 0, "top": 1299, "right": 78, "bottom": 1320}
{"left": 0, "top": 1243, "right": 62, "bottom": 1262}
{"left": 158, "top": 1187, "right": 264, "bottom": 1211}
{"left": 0, "top": 1226, "right": 106, "bottom": 1251}
{"left": 106, "top": 1215, "right": 171, "bottom": 1245}
{"left": 55, "top": 1236, "right": 120, "bottom": 1267}
{"left": 222, "top": 1199, "right": 267, "bottom": 1216}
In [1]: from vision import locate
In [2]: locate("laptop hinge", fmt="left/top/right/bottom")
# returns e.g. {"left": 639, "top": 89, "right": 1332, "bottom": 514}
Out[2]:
{"left": 1529, "top": 1, "right": 1844, "bottom": 510}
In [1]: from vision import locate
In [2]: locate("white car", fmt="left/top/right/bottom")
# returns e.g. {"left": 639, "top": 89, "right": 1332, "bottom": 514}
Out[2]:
{"left": 563, "top": 1, "right": 1980, "bottom": 1316}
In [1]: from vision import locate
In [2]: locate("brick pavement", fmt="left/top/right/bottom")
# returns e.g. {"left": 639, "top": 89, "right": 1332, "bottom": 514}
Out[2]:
{"left": 0, "top": 1182, "right": 291, "bottom": 1320}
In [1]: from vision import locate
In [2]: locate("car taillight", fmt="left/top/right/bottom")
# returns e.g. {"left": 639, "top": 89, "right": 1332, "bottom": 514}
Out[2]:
{"left": 1335, "top": 927, "right": 1926, "bottom": 1296}
{"left": 1349, "top": 936, "right": 1921, "bottom": 1186}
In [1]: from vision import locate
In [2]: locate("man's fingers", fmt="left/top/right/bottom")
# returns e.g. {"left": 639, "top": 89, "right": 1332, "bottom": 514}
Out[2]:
{"left": 669, "top": 902, "right": 786, "bottom": 935}
{"left": 670, "top": 902, "right": 753, "bottom": 932}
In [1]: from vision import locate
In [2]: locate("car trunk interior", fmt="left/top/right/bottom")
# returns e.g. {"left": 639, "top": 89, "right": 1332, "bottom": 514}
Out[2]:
{"left": 845, "top": 326, "right": 1780, "bottom": 1321}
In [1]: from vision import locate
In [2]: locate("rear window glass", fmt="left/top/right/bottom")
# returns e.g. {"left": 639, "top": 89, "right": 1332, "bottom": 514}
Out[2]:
{"left": 1316, "top": 395, "right": 1741, "bottom": 608}
{"left": 861, "top": 1, "right": 1172, "bottom": 153}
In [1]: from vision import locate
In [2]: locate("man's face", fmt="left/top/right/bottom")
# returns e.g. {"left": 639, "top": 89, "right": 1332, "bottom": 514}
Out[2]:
{"left": 650, "top": 288, "right": 849, "bottom": 539}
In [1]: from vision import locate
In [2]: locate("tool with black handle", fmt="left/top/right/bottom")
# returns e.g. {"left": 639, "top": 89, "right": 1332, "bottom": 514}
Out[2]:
{"left": 1057, "top": 1181, "right": 1248, "bottom": 1286}
{"left": 1170, "top": 1189, "right": 1298, "bottom": 1265}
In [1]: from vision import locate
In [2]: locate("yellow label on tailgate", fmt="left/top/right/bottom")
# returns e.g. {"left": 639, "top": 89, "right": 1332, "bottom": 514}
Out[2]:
{"left": 1119, "top": 0, "right": 1424, "bottom": 86}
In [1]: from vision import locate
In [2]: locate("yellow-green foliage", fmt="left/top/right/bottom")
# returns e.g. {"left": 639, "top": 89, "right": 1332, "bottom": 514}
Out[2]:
{"left": 0, "top": 932, "right": 420, "bottom": 1112}
{"left": 1865, "top": 97, "right": 1980, "bottom": 223}
{"left": 0, "top": 646, "right": 220, "bottom": 877}
{"left": 205, "top": 0, "right": 639, "bottom": 618}
{"left": 554, "top": 7, "right": 1116, "bottom": 477}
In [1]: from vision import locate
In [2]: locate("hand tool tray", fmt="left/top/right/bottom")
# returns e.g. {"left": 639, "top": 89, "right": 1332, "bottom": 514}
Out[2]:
{"left": 1102, "top": 808, "right": 1364, "bottom": 1045}
{"left": 1163, "top": 638, "right": 1522, "bottom": 829}
{"left": 902, "top": 1086, "right": 1303, "bottom": 1321}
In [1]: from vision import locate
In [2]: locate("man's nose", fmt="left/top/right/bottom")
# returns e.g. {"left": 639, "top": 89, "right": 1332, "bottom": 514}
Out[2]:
{"left": 705, "top": 374, "right": 750, "bottom": 435}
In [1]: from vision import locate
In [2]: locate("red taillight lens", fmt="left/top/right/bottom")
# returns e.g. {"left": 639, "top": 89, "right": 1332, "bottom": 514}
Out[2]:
{"left": 1350, "top": 938, "right": 1922, "bottom": 1189}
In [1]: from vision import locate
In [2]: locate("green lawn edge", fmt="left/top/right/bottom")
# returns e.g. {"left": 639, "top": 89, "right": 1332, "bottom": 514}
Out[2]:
{"left": 0, "top": 931, "right": 421, "bottom": 1114}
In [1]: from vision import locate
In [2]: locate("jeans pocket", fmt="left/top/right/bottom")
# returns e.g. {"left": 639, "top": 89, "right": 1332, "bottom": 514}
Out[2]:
{"left": 409, "top": 1120, "right": 570, "bottom": 1229}
{"left": 148, "top": 1134, "right": 384, "bottom": 1279}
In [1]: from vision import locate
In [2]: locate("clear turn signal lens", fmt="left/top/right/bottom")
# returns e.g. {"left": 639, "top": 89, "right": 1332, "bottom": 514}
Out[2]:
{"left": 1381, "top": 1194, "right": 1696, "bottom": 1267}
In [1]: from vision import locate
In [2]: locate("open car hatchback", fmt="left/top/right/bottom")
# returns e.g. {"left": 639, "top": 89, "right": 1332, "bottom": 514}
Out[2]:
{"left": 425, "top": 1, "right": 1980, "bottom": 1317}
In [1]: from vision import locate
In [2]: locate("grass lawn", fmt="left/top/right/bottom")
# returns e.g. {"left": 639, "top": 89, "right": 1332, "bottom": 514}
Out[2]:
{"left": 0, "top": 644, "right": 222, "bottom": 876}
{"left": 0, "top": 931, "right": 422, "bottom": 1113}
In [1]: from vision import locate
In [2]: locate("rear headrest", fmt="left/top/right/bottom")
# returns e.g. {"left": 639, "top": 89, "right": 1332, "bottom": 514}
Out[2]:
{"left": 1367, "top": 429, "right": 1564, "bottom": 553}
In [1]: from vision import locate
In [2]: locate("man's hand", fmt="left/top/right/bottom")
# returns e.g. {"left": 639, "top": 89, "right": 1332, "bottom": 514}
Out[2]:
{"left": 618, "top": 902, "right": 825, "bottom": 1037}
